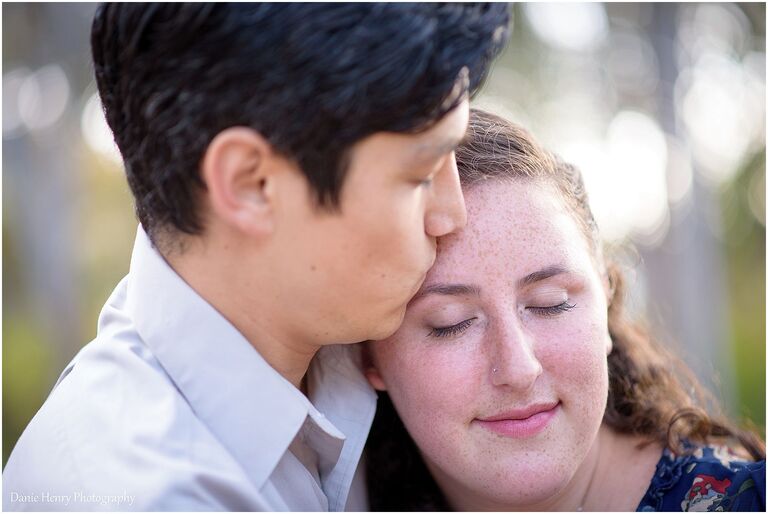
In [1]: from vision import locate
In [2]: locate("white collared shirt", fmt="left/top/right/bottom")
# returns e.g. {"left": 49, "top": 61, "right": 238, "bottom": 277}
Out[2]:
{"left": 3, "top": 227, "right": 377, "bottom": 511}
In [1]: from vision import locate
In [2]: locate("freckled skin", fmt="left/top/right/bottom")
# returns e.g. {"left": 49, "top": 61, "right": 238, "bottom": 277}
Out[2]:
{"left": 370, "top": 180, "right": 613, "bottom": 510}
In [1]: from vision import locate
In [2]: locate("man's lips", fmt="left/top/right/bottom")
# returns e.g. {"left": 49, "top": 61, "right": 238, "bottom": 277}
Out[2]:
{"left": 474, "top": 402, "right": 560, "bottom": 438}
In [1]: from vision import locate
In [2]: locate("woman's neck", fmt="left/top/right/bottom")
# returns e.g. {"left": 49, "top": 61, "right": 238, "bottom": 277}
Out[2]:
{"left": 577, "top": 426, "right": 662, "bottom": 511}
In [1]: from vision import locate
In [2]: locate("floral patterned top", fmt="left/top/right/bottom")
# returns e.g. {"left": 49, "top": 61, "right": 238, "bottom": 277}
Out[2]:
{"left": 637, "top": 445, "right": 765, "bottom": 511}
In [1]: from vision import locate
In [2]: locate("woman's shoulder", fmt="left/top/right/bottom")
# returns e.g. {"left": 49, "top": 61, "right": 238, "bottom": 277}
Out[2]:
{"left": 637, "top": 444, "right": 765, "bottom": 512}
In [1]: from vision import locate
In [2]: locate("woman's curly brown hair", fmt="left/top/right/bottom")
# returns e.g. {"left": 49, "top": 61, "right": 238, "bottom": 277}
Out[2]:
{"left": 365, "top": 108, "right": 764, "bottom": 511}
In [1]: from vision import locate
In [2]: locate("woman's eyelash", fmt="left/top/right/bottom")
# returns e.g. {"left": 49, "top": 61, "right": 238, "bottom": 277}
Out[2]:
{"left": 429, "top": 317, "right": 477, "bottom": 338}
{"left": 528, "top": 301, "right": 576, "bottom": 317}
{"left": 428, "top": 302, "right": 573, "bottom": 338}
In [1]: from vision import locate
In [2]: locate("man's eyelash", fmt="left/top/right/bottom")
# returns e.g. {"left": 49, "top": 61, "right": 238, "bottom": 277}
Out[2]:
{"left": 429, "top": 318, "right": 477, "bottom": 338}
{"left": 528, "top": 301, "right": 576, "bottom": 317}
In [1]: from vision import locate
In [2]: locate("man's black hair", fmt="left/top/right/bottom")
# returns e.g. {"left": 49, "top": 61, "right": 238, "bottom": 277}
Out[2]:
{"left": 92, "top": 3, "right": 509, "bottom": 243}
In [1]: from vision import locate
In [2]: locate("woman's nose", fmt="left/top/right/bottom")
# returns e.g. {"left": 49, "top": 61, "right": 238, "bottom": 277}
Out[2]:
{"left": 489, "top": 320, "right": 543, "bottom": 391}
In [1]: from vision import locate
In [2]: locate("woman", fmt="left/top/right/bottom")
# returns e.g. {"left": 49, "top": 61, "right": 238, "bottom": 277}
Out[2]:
{"left": 363, "top": 109, "right": 765, "bottom": 511}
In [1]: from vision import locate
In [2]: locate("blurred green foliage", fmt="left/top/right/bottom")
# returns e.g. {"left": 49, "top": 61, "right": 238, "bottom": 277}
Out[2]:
{"left": 2, "top": 315, "right": 54, "bottom": 464}
{"left": 722, "top": 150, "right": 766, "bottom": 431}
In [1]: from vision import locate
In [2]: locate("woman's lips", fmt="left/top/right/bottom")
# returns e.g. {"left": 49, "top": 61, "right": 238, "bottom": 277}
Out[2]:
{"left": 474, "top": 402, "right": 560, "bottom": 438}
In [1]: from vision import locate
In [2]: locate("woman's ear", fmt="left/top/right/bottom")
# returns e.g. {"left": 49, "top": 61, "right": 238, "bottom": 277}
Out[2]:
{"left": 603, "top": 276, "right": 614, "bottom": 356}
{"left": 361, "top": 343, "right": 388, "bottom": 391}
{"left": 602, "top": 264, "right": 618, "bottom": 356}
{"left": 201, "top": 127, "right": 279, "bottom": 237}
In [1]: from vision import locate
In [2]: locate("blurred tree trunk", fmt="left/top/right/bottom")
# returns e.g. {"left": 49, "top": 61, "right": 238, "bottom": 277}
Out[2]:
{"left": 640, "top": 3, "right": 736, "bottom": 410}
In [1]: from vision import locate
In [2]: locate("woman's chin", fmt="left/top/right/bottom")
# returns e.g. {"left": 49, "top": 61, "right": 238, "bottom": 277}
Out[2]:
{"left": 461, "top": 465, "right": 574, "bottom": 510}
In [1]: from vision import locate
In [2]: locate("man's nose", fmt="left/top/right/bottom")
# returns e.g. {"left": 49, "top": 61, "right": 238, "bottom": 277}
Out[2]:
{"left": 424, "top": 154, "right": 467, "bottom": 238}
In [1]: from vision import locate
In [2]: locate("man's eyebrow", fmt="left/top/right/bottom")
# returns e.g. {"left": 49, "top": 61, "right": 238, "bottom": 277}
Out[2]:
{"left": 517, "top": 265, "right": 570, "bottom": 288}
{"left": 414, "top": 133, "right": 467, "bottom": 159}
{"left": 410, "top": 283, "right": 481, "bottom": 303}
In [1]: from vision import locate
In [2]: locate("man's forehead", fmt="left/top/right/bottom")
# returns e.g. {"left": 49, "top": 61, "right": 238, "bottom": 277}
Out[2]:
{"left": 413, "top": 101, "right": 470, "bottom": 158}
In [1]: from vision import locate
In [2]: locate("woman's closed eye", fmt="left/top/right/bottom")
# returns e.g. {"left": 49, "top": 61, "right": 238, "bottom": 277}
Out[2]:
{"left": 428, "top": 317, "right": 477, "bottom": 338}
{"left": 527, "top": 300, "right": 576, "bottom": 317}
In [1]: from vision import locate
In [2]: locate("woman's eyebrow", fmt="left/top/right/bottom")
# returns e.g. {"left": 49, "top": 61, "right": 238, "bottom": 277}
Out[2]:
{"left": 410, "top": 283, "right": 481, "bottom": 303}
{"left": 517, "top": 265, "right": 570, "bottom": 288}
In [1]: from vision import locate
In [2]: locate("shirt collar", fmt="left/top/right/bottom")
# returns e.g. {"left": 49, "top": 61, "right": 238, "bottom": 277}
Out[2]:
{"left": 124, "top": 226, "right": 355, "bottom": 489}
{"left": 309, "top": 344, "right": 378, "bottom": 511}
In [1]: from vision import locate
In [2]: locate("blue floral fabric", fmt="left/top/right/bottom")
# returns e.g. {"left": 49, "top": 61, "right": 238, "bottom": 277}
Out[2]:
{"left": 637, "top": 445, "right": 765, "bottom": 511}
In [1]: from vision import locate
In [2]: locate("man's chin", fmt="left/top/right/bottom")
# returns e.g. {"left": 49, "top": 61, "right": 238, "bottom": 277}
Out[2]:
{"left": 412, "top": 268, "right": 430, "bottom": 295}
{"left": 363, "top": 272, "right": 429, "bottom": 341}
{"left": 368, "top": 304, "right": 408, "bottom": 342}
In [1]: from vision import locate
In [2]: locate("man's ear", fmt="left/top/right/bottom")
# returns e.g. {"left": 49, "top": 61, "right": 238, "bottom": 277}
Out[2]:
{"left": 201, "top": 127, "right": 279, "bottom": 237}
{"left": 361, "top": 343, "right": 388, "bottom": 391}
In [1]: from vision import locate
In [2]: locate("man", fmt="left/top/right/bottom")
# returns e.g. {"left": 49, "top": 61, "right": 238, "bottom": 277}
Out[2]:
{"left": 4, "top": 3, "right": 508, "bottom": 511}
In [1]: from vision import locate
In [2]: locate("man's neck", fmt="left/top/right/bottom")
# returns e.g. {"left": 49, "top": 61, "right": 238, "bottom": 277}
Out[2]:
{"left": 162, "top": 236, "right": 321, "bottom": 389}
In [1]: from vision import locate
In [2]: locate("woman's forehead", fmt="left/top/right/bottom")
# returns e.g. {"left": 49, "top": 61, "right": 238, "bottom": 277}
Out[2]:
{"left": 430, "top": 181, "right": 594, "bottom": 276}
{"left": 462, "top": 181, "right": 567, "bottom": 238}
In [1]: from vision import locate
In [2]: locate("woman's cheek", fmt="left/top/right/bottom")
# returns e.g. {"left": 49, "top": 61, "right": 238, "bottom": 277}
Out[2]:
{"left": 541, "top": 323, "right": 609, "bottom": 395}
{"left": 389, "top": 349, "right": 478, "bottom": 467}
{"left": 386, "top": 345, "right": 478, "bottom": 425}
